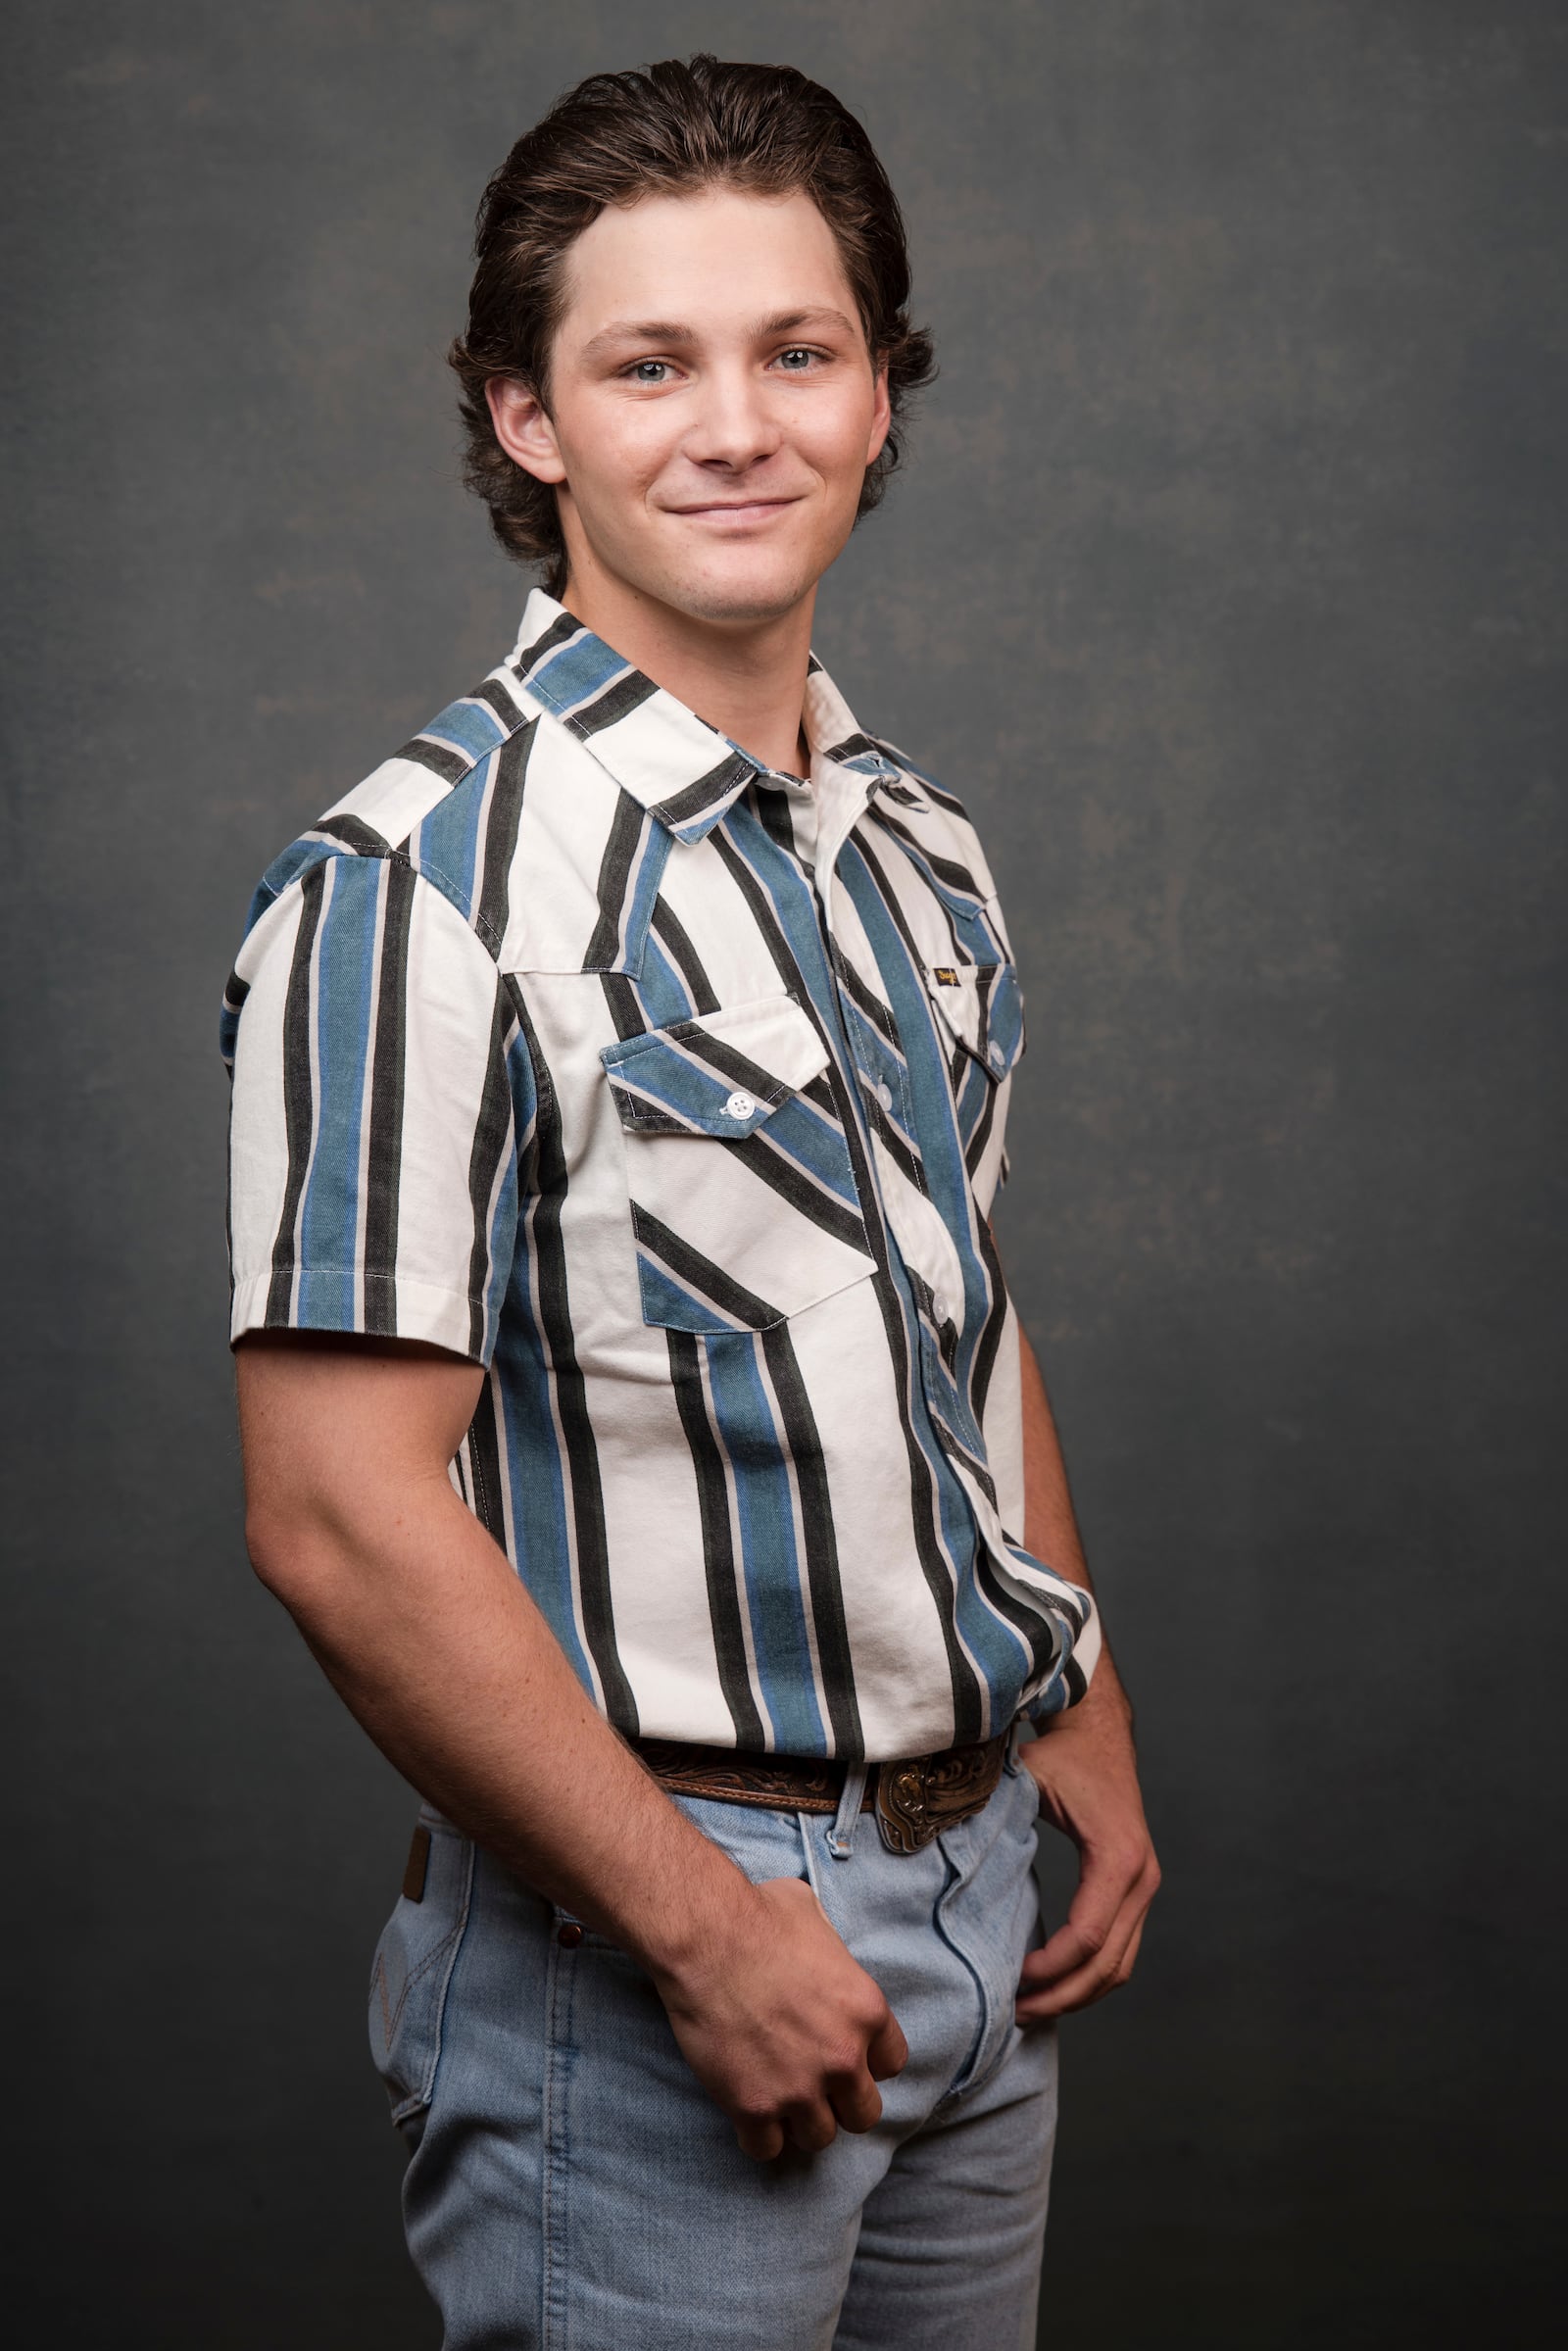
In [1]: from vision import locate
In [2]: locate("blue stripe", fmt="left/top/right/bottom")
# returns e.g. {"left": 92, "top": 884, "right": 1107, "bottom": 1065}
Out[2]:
{"left": 526, "top": 635, "right": 631, "bottom": 717}
{"left": 421, "top": 698, "right": 508, "bottom": 763}
{"left": 409, "top": 752, "right": 492, "bottom": 923}
{"left": 633, "top": 931, "right": 698, "bottom": 1026}
{"left": 297, "top": 857, "right": 378, "bottom": 1327}
{"left": 622, "top": 821, "right": 674, "bottom": 974}
{"left": 702, "top": 1333, "right": 825, "bottom": 1754}
{"left": 490, "top": 1245, "right": 599, "bottom": 1695}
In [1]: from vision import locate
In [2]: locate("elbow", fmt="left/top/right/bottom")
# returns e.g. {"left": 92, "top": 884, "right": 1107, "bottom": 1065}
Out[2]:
{"left": 243, "top": 1494, "right": 342, "bottom": 1616}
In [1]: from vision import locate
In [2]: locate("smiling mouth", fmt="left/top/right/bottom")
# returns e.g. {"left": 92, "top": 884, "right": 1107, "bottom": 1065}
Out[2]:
{"left": 667, "top": 497, "right": 801, "bottom": 518}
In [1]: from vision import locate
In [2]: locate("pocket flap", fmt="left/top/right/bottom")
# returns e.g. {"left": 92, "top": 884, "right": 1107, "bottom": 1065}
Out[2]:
{"left": 926, "top": 960, "right": 1025, "bottom": 1083}
{"left": 600, "top": 993, "right": 831, "bottom": 1138}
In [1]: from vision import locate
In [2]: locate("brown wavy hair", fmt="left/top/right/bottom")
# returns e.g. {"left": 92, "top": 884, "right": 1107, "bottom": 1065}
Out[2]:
{"left": 448, "top": 54, "right": 937, "bottom": 595}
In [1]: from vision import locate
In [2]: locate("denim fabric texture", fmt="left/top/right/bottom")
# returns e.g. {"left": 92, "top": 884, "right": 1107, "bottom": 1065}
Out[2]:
{"left": 368, "top": 1753, "right": 1055, "bottom": 2350}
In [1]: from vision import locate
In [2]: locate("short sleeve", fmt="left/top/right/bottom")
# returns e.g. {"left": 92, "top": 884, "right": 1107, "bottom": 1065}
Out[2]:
{"left": 224, "top": 853, "right": 525, "bottom": 1364}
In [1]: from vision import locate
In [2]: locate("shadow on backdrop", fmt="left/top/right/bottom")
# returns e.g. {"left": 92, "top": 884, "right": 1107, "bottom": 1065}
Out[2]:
{"left": 3, "top": 4, "right": 1564, "bottom": 2345}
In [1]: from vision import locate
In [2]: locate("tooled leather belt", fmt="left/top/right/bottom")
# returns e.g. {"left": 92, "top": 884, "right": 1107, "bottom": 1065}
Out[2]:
{"left": 632, "top": 1733, "right": 1009, "bottom": 1856}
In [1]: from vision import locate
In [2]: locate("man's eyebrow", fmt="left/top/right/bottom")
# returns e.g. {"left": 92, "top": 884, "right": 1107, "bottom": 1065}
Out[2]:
{"left": 576, "top": 307, "right": 860, "bottom": 363}
{"left": 578, "top": 319, "right": 693, "bottom": 362}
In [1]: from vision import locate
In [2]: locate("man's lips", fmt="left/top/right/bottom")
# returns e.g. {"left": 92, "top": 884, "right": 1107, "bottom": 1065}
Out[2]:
{"left": 663, "top": 496, "right": 803, "bottom": 518}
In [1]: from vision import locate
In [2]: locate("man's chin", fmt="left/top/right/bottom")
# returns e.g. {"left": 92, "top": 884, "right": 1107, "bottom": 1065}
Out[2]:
{"left": 596, "top": 543, "right": 831, "bottom": 628}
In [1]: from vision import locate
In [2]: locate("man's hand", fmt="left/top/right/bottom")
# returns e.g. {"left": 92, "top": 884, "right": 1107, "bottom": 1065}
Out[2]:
{"left": 653, "top": 1877, "right": 907, "bottom": 2161}
{"left": 1016, "top": 1672, "right": 1159, "bottom": 2019}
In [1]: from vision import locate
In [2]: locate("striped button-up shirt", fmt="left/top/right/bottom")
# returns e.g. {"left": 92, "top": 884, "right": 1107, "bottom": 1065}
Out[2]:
{"left": 222, "top": 590, "right": 1100, "bottom": 1760}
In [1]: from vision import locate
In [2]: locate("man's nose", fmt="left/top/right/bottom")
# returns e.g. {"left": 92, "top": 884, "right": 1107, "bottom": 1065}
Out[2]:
{"left": 682, "top": 364, "right": 784, "bottom": 470}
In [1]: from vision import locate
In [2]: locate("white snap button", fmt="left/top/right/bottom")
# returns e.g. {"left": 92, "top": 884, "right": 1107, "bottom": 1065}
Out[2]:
{"left": 932, "top": 1290, "right": 950, "bottom": 1322}
{"left": 723, "top": 1090, "right": 756, "bottom": 1120}
{"left": 876, "top": 1080, "right": 893, "bottom": 1110}
{"left": 988, "top": 1041, "right": 1005, "bottom": 1070}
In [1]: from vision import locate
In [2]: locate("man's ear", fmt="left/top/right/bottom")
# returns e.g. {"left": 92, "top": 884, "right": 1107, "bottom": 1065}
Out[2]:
{"left": 865, "top": 361, "right": 892, "bottom": 466}
{"left": 487, "top": 378, "right": 567, "bottom": 485}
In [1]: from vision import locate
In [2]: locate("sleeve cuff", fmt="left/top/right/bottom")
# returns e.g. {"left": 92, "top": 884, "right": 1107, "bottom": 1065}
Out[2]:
{"left": 228, "top": 1268, "right": 491, "bottom": 1364}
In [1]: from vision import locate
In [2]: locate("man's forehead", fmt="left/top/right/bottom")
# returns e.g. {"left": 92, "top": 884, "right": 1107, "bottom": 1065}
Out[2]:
{"left": 554, "top": 187, "right": 864, "bottom": 346}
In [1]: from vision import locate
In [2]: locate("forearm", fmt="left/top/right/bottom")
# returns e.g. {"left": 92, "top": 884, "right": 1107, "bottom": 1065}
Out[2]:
{"left": 248, "top": 1475, "right": 752, "bottom": 1979}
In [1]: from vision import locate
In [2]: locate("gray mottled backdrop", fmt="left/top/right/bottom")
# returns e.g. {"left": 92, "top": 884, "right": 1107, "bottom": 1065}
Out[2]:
{"left": 4, "top": 4, "right": 1563, "bottom": 2343}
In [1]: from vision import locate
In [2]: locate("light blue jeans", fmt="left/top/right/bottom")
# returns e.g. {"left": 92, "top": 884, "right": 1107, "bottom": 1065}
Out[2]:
{"left": 368, "top": 1742, "right": 1055, "bottom": 2350}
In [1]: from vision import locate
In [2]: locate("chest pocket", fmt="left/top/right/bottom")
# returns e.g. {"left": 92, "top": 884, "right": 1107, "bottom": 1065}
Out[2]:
{"left": 925, "top": 959, "right": 1026, "bottom": 1164}
{"left": 599, "top": 992, "right": 876, "bottom": 1335}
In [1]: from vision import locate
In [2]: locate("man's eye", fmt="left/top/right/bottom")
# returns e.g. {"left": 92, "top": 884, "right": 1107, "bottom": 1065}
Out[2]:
{"left": 629, "top": 360, "right": 671, "bottom": 384}
{"left": 777, "top": 347, "right": 817, "bottom": 370}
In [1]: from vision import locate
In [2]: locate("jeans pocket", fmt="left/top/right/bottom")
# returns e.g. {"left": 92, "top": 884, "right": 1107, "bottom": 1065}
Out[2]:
{"left": 368, "top": 1811, "right": 474, "bottom": 2126}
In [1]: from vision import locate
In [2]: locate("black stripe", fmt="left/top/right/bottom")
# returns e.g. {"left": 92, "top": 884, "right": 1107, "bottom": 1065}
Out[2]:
{"left": 599, "top": 971, "right": 646, "bottom": 1043}
{"left": 968, "top": 1210, "right": 1008, "bottom": 1429}
{"left": 851, "top": 825, "right": 938, "bottom": 984}
{"left": 974, "top": 960, "right": 997, "bottom": 1059}
{"left": 362, "top": 857, "right": 416, "bottom": 1334}
{"left": 221, "top": 967, "right": 250, "bottom": 1015}
{"left": 471, "top": 675, "right": 523, "bottom": 727}
{"left": 583, "top": 792, "right": 648, "bottom": 970}
{"left": 665, "top": 1332, "right": 765, "bottom": 1747}
{"left": 649, "top": 897, "right": 719, "bottom": 1013}
{"left": 265, "top": 860, "right": 327, "bottom": 1323}
{"left": 830, "top": 939, "right": 902, "bottom": 1046}
{"left": 653, "top": 750, "right": 753, "bottom": 830}
{"left": 475, "top": 717, "right": 533, "bottom": 955}
{"left": 566, "top": 667, "right": 660, "bottom": 738}
{"left": 706, "top": 828, "right": 984, "bottom": 1741}
{"left": 976, "top": 1544, "right": 1078, "bottom": 1682}
{"left": 314, "top": 812, "right": 388, "bottom": 855}
{"left": 872, "top": 807, "right": 986, "bottom": 902}
{"left": 821, "top": 730, "right": 884, "bottom": 763}
{"left": 723, "top": 1130, "right": 870, "bottom": 1255}
{"left": 510, "top": 990, "right": 636, "bottom": 1729}
{"left": 964, "top": 1064, "right": 1001, "bottom": 1179}
{"left": 866, "top": 1094, "right": 927, "bottom": 1193}
{"left": 464, "top": 1382, "right": 510, "bottom": 1548}
{"left": 465, "top": 982, "right": 516, "bottom": 1360}
{"left": 760, "top": 1323, "right": 862, "bottom": 1756}
{"left": 514, "top": 610, "right": 580, "bottom": 675}
{"left": 629, "top": 1204, "right": 783, "bottom": 1329}
{"left": 392, "top": 734, "right": 472, "bottom": 788}
{"left": 754, "top": 788, "right": 800, "bottom": 858}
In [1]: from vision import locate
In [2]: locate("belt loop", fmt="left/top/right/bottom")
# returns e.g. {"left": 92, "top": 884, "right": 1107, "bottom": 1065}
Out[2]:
{"left": 825, "top": 1759, "right": 870, "bottom": 1860}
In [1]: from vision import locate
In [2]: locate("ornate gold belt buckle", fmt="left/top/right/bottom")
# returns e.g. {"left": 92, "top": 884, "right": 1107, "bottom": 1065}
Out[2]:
{"left": 873, "top": 1742, "right": 1000, "bottom": 1855}
{"left": 874, "top": 1757, "right": 936, "bottom": 1854}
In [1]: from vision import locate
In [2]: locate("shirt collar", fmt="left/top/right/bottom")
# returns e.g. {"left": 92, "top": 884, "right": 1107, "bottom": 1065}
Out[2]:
{"left": 507, "top": 587, "right": 903, "bottom": 846}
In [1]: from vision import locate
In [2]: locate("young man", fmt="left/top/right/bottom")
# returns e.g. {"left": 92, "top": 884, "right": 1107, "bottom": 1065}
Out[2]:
{"left": 224, "top": 55, "right": 1157, "bottom": 2351}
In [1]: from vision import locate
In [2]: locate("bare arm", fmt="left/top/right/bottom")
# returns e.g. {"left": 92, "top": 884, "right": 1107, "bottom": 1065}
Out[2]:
{"left": 1009, "top": 1311, "right": 1161, "bottom": 2018}
{"left": 234, "top": 1330, "right": 905, "bottom": 2156}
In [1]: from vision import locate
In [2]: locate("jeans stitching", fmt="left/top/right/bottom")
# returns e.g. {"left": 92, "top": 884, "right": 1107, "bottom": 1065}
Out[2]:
{"left": 542, "top": 1927, "right": 573, "bottom": 2350}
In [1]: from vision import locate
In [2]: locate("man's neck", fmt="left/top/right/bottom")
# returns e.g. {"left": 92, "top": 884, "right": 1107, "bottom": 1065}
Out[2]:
{"left": 557, "top": 559, "right": 816, "bottom": 783}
